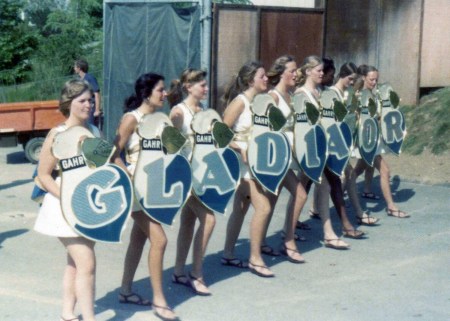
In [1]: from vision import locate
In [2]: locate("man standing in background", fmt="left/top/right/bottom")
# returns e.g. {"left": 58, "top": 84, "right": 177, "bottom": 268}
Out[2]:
{"left": 74, "top": 59, "right": 102, "bottom": 127}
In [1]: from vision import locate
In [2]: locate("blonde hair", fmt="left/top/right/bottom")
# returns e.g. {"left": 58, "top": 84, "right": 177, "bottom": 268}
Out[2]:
{"left": 295, "top": 55, "right": 323, "bottom": 87}
{"left": 267, "top": 55, "right": 295, "bottom": 86}
{"left": 167, "top": 68, "right": 207, "bottom": 107}
{"left": 59, "top": 79, "right": 92, "bottom": 117}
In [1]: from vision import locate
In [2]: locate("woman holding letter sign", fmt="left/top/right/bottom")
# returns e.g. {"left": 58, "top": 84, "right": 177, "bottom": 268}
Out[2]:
{"left": 112, "top": 73, "right": 178, "bottom": 321}
{"left": 221, "top": 61, "right": 277, "bottom": 277}
{"left": 168, "top": 69, "right": 217, "bottom": 294}
{"left": 34, "top": 80, "right": 99, "bottom": 321}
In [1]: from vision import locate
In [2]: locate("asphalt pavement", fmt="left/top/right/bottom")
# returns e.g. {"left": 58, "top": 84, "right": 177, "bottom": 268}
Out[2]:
{"left": 1, "top": 145, "right": 449, "bottom": 321}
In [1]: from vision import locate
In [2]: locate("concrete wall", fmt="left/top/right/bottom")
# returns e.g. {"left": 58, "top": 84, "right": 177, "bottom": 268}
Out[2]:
{"left": 421, "top": 0, "right": 450, "bottom": 87}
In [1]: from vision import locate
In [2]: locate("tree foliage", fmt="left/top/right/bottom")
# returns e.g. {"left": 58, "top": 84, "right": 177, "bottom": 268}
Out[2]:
{"left": 0, "top": 0, "right": 39, "bottom": 84}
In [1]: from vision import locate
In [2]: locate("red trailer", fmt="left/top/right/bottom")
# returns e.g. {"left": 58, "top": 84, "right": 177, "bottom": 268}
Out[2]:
{"left": 0, "top": 100, "right": 66, "bottom": 163}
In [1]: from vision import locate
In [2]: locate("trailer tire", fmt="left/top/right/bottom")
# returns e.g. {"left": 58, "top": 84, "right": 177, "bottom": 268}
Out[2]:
{"left": 25, "top": 137, "right": 45, "bottom": 164}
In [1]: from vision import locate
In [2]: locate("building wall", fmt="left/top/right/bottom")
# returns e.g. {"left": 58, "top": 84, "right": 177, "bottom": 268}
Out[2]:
{"left": 325, "top": 0, "right": 422, "bottom": 104}
{"left": 421, "top": 0, "right": 450, "bottom": 87}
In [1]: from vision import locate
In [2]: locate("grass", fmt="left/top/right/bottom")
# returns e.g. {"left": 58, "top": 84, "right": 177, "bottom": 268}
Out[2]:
{"left": 400, "top": 87, "right": 450, "bottom": 155}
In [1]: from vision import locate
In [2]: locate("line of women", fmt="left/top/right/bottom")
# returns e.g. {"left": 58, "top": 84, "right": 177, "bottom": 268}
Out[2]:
{"left": 34, "top": 54, "right": 408, "bottom": 321}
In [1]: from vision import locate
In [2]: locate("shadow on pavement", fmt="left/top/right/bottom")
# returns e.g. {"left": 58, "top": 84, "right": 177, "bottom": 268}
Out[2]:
{"left": 0, "top": 179, "right": 33, "bottom": 190}
{"left": 0, "top": 229, "right": 28, "bottom": 249}
{"left": 6, "top": 151, "right": 29, "bottom": 165}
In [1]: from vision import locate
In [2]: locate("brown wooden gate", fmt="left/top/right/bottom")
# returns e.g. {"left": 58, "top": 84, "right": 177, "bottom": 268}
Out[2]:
{"left": 211, "top": 4, "right": 325, "bottom": 113}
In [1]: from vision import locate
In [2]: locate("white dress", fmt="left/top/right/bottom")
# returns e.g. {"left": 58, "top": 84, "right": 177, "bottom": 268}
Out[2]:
{"left": 173, "top": 102, "right": 195, "bottom": 161}
{"left": 232, "top": 94, "right": 253, "bottom": 180}
{"left": 270, "top": 89, "right": 299, "bottom": 170}
{"left": 34, "top": 124, "right": 100, "bottom": 237}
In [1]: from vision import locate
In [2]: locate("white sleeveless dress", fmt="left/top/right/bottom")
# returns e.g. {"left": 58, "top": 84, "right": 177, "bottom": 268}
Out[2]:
{"left": 270, "top": 89, "right": 299, "bottom": 170}
{"left": 232, "top": 94, "right": 253, "bottom": 180}
{"left": 173, "top": 102, "right": 195, "bottom": 161}
{"left": 34, "top": 124, "right": 101, "bottom": 237}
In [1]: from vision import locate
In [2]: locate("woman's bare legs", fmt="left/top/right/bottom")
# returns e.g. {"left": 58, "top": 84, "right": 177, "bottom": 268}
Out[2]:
{"left": 59, "top": 237, "right": 96, "bottom": 321}
{"left": 364, "top": 166, "right": 375, "bottom": 194}
{"left": 120, "top": 221, "right": 147, "bottom": 295}
{"left": 281, "top": 170, "right": 307, "bottom": 261}
{"left": 132, "top": 212, "right": 176, "bottom": 320}
{"left": 224, "top": 179, "right": 273, "bottom": 276}
{"left": 299, "top": 172, "right": 350, "bottom": 248}
{"left": 174, "top": 196, "right": 215, "bottom": 294}
{"left": 223, "top": 182, "right": 251, "bottom": 260}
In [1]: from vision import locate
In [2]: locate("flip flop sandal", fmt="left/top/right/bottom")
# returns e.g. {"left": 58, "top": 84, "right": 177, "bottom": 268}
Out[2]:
{"left": 356, "top": 213, "right": 380, "bottom": 226}
{"left": 386, "top": 208, "right": 410, "bottom": 218}
{"left": 308, "top": 210, "right": 321, "bottom": 220}
{"left": 220, "top": 257, "right": 249, "bottom": 268}
{"left": 118, "top": 292, "right": 152, "bottom": 306}
{"left": 342, "top": 229, "right": 365, "bottom": 239}
{"left": 171, "top": 274, "right": 190, "bottom": 287}
{"left": 296, "top": 220, "right": 312, "bottom": 229}
{"left": 60, "top": 317, "right": 80, "bottom": 321}
{"left": 261, "top": 244, "right": 280, "bottom": 256}
{"left": 361, "top": 192, "right": 381, "bottom": 200}
{"left": 248, "top": 261, "right": 275, "bottom": 278}
{"left": 152, "top": 304, "right": 180, "bottom": 321}
{"left": 324, "top": 238, "right": 350, "bottom": 250}
{"left": 189, "top": 272, "right": 212, "bottom": 296}
{"left": 280, "top": 244, "right": 305, "bottom": 264}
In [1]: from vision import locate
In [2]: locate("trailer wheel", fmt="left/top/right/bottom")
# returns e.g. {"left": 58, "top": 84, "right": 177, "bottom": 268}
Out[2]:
{"left": 24, "top": 137, "right": 45, "bottom": 164}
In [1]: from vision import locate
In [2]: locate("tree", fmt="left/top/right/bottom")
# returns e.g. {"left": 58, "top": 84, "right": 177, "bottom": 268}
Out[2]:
{"left": 0, "top": 0, "right": 38, "bottom": 84}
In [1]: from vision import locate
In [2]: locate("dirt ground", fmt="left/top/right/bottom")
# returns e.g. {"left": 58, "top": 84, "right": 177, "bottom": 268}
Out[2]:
{"left": 363, "top": 150, "right": 450, "bottom": 186}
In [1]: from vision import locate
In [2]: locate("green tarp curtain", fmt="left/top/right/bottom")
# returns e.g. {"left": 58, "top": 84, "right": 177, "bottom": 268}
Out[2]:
{"left": 103, "top": 3, "right": 201, "bottom": 141}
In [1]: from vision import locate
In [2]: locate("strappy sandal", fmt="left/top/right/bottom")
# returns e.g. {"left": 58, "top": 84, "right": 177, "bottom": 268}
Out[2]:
{"left": 118, "top": 292, "right": 151, "bottom": 306}
{"left": 152, "top": 304, "right": 180, "bottom": 321}
{"left": 308, "top": 210, "right": 320, "bottom": 220}
{"left": 356, "top": 212, "right": 380, "bottom": 226}
{"left": 171, "top": 274, "right": 190, "bottom": 287}
{"left": 296, "top": 220, "right": 312, "bottom": 229}
{"left": 342, "top": 229, "right": 365, "bottom": 239}
{"left": 386, "top": 208, "right": 410, "bottom": 218}
{"left": 189, "top": 272, "right": 211, "bottom": 296}
{"left": 221, "top": 257, "right": 249, "bottom": 268}
{"left": 60, "top": 317, "right": 80, "bottom": 321}
{"left": 280, "top": 243, "right": 305, "bottom": 264}
{"left": 261, "top": 244, "right": 280, "bottom": 256}
{"left": 324, "top": 238, "right": 350, "bottom": 250}
{"left": 248, "top": 261, "right": 274, "bottom": 278}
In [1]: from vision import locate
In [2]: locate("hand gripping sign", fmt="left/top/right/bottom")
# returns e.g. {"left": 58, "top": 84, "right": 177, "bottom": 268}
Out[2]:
{"left": 133, "top": 112, "right": 192, "bottom": 226}
{"left": 319, "top": 89, "right": 353, "bottom": 177}
{"left": 190, "top": 109, "right": 240, "bottom": 214}
{"left": 292, "top": 92, "right": 328, "bottom": 183}
{"left": 357, "top": 89, "right": 380, "bottom": 166}
{"left": 378, "top": 83, "right": 407, "bottom": 155}
{"left": 53, "top": 126, "right": 133, "bottom": 243}
{"left": 247, "top": 94, "right": 291, "bottom": 194}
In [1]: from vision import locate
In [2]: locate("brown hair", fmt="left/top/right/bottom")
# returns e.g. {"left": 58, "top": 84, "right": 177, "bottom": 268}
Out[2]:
{"left": 167, "top": 68, "right": 207, "bottom": 107}
{"left": 59, "top": 79, "right": 92, "bottom": 117}
{"left": 221, "top": 60, "right": 263, "bottom": 107}
{"left": 267, "top": 55, "right": 295, "bottom": 86}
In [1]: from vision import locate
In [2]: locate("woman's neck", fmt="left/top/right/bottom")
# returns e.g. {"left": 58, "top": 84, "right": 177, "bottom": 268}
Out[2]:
{"left": 243, "top": 87, "right": 258, "bottom": 101}
{"left": 303, "top": 79, "right": 320, "bottom": 98}
{"left": 65, "top": 116, "right": 87, "bottom": 128}
{"left": 138, "top": 103, "right": 155, "bottom": 115}
{"left": 183, "top": 96, "right": 201, "bottom": 112}
{"left": 334, "top": 80, "right": 345, "bottom": 93}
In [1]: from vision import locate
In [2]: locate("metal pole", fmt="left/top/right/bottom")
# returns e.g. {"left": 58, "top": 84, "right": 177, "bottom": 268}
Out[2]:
{"left": 200, "top": 0, "right": 212, "bottom": 105}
